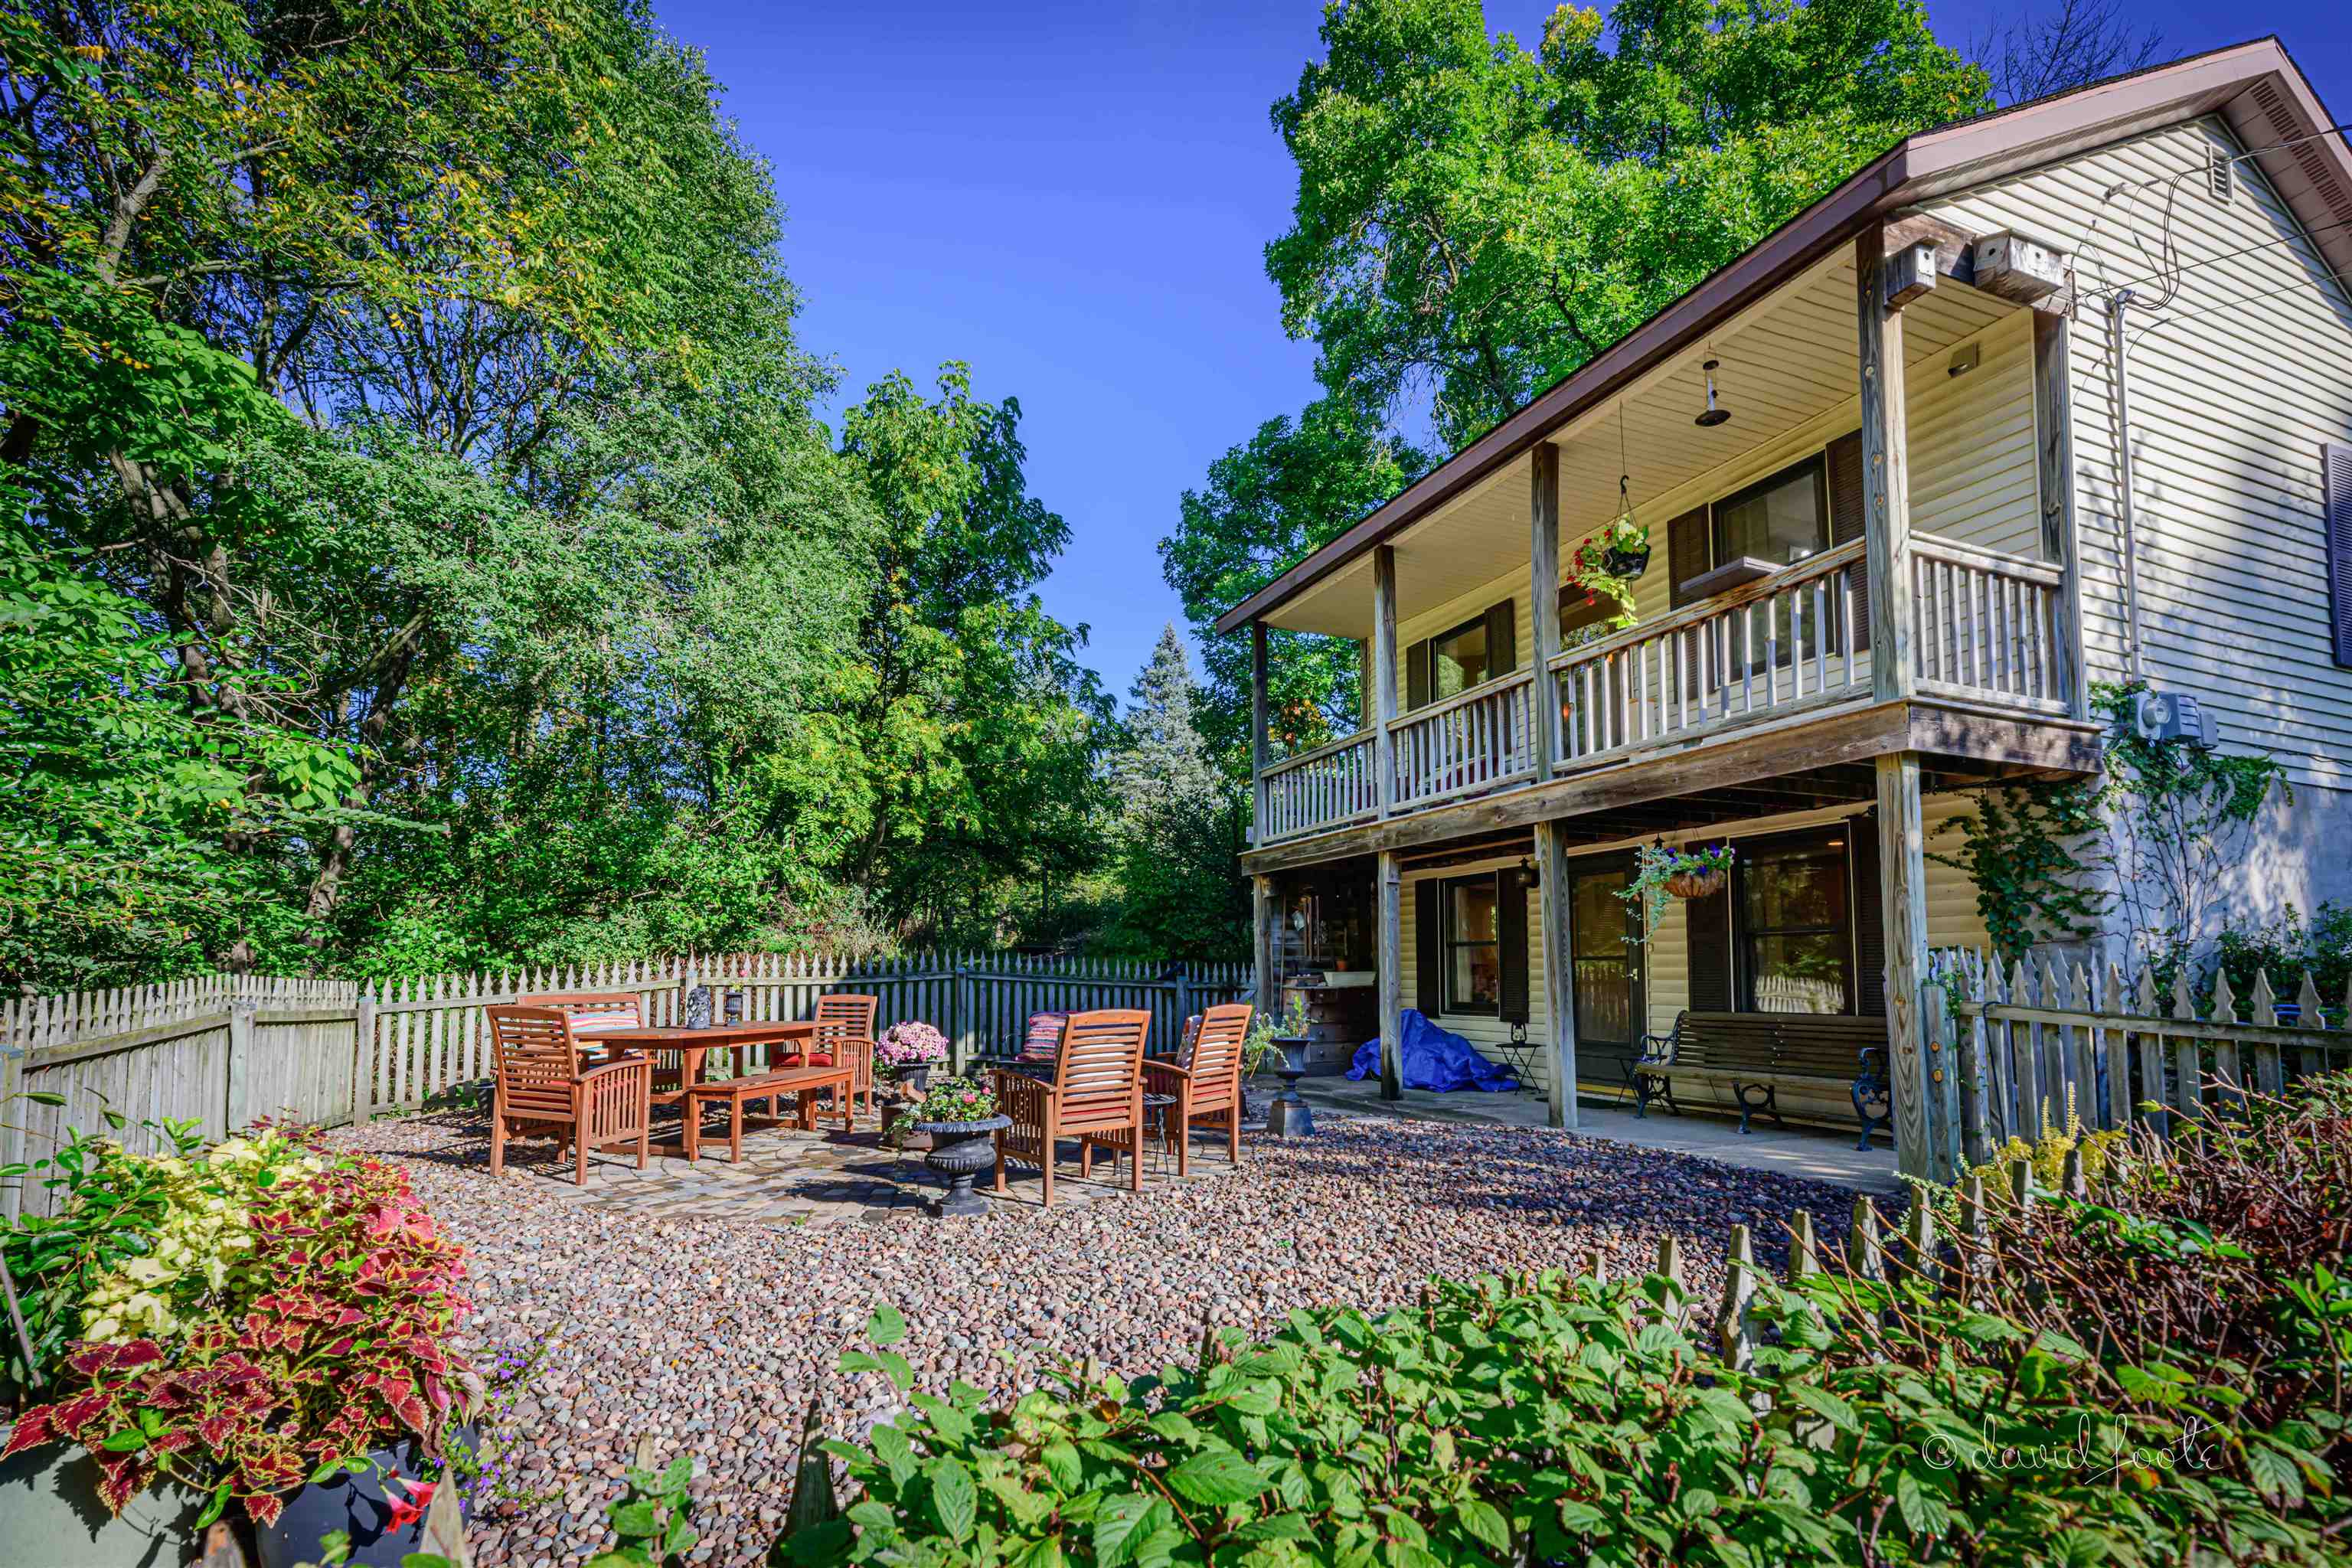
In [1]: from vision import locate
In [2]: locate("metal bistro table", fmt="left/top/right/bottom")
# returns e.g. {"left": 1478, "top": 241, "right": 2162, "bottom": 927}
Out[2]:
{"left": 587, "top": 1021, "right": 822, "bottom": 1151}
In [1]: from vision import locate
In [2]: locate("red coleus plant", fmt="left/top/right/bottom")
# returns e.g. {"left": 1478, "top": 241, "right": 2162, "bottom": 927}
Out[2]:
{"left": 2, "top": 1132, "right": 476, "bottom": 1529}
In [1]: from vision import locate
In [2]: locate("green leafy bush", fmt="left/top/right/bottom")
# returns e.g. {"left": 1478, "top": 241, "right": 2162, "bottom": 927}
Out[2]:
{"left": 764, "top": 1079, "right": 2352, "bottom": 1567}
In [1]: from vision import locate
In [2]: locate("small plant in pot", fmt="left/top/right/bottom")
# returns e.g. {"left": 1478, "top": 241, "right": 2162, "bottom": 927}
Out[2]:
{"left": 1564, "top": 524, "right": 1642, "bottom": 639}
{"left": 909, "top": 1076, "right": 1009, "bottom": 1217}
{"left": 874, "top": 1021, "right": 949, "bottom": 1093}
{"left": 2, "top": 1119, "right": 481, "bottom": 1568}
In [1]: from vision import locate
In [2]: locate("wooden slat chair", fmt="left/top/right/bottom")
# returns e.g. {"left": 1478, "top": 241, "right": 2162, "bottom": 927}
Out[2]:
{"left": 1144, "top": 1001, "right": 1253, "bottom": 1174}
{"left": 776, "top": 993, "right": 877, "bottom": 1118}
{"left": 485, "top": 1004, "right": 652, "bottom": 1185}
{"left": 521, "top": 989, "right": 682, "bottom": 1094}
{"left": 991, "top": 1009, "right": 1150, "bottom": 1207}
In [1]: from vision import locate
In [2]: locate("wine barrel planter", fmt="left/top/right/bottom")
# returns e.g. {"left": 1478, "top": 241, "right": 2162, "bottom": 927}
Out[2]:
{"left": 0, "top": 1432, "right": 205, "bottom": 1568}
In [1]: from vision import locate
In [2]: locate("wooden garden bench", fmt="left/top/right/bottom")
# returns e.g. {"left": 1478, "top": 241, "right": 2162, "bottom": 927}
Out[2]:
{"left": 1633, "top": 1011, "right": 1892, "bottom": 1149}
{"left": 684, "top": 1063, "right": 855, "bottom": 1163}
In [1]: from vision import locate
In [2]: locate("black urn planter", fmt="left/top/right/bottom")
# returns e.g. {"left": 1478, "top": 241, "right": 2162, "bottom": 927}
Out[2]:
{"left": 253, "top": 1426, "right": 476, "bottom": 1568}
{"left": 889, "top": 1063, "right": 936, "bottom": 1093}
{"left": 915, "top": 1115, "right": 1011, "bottom": 1216}
{"left": 1602, "top": 544, "right": 1651, "bottom": 578}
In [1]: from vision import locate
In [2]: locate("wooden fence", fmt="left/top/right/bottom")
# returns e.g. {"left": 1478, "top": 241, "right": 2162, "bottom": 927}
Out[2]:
{"left": 1, "top": 952, "right": 1252, "bottom": 1220}
{"left": 1928, "top": 949, "right": 2352, "bottom": 1171}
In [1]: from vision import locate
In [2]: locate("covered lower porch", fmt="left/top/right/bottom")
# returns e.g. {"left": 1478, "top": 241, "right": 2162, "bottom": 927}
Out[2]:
{"left": 1250, "top": 719, "right": 2096, "bottom": 1179}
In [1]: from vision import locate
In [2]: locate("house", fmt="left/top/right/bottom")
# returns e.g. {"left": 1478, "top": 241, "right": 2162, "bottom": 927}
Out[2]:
{"left": 1215, "top": 38, "right": 2352, "bottom": 1180}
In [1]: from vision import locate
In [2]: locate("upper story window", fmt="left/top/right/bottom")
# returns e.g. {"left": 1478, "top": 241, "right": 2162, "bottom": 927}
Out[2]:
{"left": 1405, "top": 600, "right": 1517, "bottom": 710}
{"left": 1429, "top": 614, "right": 1491, "bottom": 700}
{"left": 1713, "top": 456, "right": 1828, "bottom": 567}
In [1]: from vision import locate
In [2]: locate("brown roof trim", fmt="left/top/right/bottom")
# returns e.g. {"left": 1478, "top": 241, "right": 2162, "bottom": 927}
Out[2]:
{"left": 1216, "top": 37, "right": 2347, "bottom": 636}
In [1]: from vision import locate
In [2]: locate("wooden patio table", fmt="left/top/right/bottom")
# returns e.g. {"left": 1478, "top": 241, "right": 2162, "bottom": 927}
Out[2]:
{"left": 587, "top": 1021, "right": 819, "bottom": 1132}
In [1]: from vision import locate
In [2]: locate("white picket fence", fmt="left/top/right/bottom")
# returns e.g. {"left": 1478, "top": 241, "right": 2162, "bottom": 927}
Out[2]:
{"left": 1, "top": 952, "right": 1253, "bottom": 1219}
{"left": 1928, "top": 949, "right": 2352, "bottom": 1168}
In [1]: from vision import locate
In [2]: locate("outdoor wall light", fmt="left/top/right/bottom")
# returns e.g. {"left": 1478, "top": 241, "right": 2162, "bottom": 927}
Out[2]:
{"left": 1694, "top": 358, "right": 1733, "bottom": 427}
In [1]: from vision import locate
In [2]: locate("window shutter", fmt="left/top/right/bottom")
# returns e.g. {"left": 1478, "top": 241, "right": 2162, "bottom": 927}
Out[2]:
{"left": 1666, "top": 505, "right": 1711, "bottom": 606}
{"left": 1406, "top": 639, "right": 1430, "bottom": 710}
{"left": 1684, "top": 874, "right": 1733, "bottom": 1013}
{"left": 1485, "top": 599, "right": 1517, "bottom": 675}
{"left": 2327, "top": 443, "right": 2352, "bottom": 668}
{"left": 1851, "top": 824, "right": 1885, "bottom": 1018}
{"left": 1498, "top": 868, "right": 1530, "bottom": 1023}
{"left": 1414, "top": 880, "right": 1442, "bottom": 1014}
{"left": 1828, "top": 430, "right": 1872, "bottom": 652}
{"left": 1667, "top": 505, "right": 1711, "bottom": 707}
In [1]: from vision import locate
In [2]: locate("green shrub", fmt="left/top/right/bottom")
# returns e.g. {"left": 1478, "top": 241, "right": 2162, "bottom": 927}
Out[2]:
{"left": 756, "top": 1077, "right": 2352, "bottom": 1567}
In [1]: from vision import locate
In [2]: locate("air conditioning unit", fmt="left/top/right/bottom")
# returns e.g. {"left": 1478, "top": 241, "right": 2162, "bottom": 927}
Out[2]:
{"left": 2132, "top": 689, "right": 2218, "bottom": 748}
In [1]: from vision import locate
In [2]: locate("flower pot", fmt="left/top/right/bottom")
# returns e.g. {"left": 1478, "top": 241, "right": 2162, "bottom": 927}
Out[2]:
{"left": 889, "top": 1064, "right": 935, "bottom": 1093}
{"left": 1602, "top": 545, "right": 1651, "bottom": 578}
{"left": 914, "top": 1114, "right": 1011, "bottom": 1217}
{"left": 252, "top": 1427, "right": 475, "bottom": 1568}
{"left": 0, "top": 1430, "right": 207, "bottom": 1568}
{"left": 1664, "top": 868, "right": 1725, "bottom": 900}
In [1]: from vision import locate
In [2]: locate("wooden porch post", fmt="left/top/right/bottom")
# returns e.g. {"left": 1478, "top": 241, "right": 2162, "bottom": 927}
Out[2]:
{"left": 1856, "top": 227, "right": 1917, "bottom": 704}
{"left": 1534, "top": 818, "right": 1578, "bottom": 1129}
{"left": 1528, "top": 442, "right": 1562, "bottom": 776}
{"left": 1377, "top": 849, "right": 1403, "bottom": 1100}
{"left": 1252, "top": 874, "right": 1279, "bottom": 1021}
{"left": 1874, "top": 753, "right": 1945, "bottom": 1181}
{"left": 1250, "top": 621, "right": 1270, "bottom": 839}
{"left": 1858, "top": 224, "right": 1949, "bottom": 1181}
{"left": 2034, "top": 312, "right": 2089, "bottom": 720}
{"left": 1371, "top": 544, "right": 1400, "bottom": 818}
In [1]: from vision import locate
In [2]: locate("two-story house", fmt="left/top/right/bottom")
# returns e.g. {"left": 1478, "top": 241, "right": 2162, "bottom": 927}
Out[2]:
{"left": 1217, "top": 39, "right": 2352, "bottom": 1179}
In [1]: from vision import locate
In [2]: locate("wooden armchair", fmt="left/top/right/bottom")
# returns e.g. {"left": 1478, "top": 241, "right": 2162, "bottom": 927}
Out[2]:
{"left": 521, "top": 989, "right": 674, "bottom": 1090}
{"left": 1145, "top": 1001, "right": 1253, "bottom": 1174}
{"left": 485, "top": 1005, "right": 652, "bottom": 1185}
{"left": 991, "top": 1009, "right": 1149, "bottom": 1206}
{"left": 780, "top": 993, "right": 877, "bottom": 1117}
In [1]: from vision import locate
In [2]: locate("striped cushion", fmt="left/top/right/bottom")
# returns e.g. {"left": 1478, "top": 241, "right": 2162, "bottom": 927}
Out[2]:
{"left": 567, "top": 1009, "right": 640, "bottom": 1034}
{"left": 1020, "top": 1013, "right": 1067, "bottom": 1060}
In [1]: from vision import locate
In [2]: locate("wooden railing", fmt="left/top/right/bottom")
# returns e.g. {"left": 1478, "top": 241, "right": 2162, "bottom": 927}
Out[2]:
{"left": 1390, "top": 668, "right": 1537, "bottom": 811}
{"left": 1551, "top": 540, "right": 1869, "bottom": 769}
{"left": 1247, "top": 536, "right": 2077, "bottom": 840}
{"left": 1909, "top": 535, "right": 2071, "bottom": 714}
{"left": 1257, "top": 728, "right": 1378, "bottom": 842}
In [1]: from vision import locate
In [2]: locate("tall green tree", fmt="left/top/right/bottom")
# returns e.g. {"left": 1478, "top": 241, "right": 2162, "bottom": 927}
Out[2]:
{"left": 1267, "top": 0, "right": 1991, "bottom": 446}
{"left": 1161, "top": 397, "right": 1425, "bottom": 778}
{"left": 1098, "top": 626, "right": 1250, "bottom": 962}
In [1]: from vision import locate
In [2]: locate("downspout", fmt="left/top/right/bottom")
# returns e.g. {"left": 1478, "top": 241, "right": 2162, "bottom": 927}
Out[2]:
{"left": 2107, "top": 289, "right": 2146, "bottom": 681}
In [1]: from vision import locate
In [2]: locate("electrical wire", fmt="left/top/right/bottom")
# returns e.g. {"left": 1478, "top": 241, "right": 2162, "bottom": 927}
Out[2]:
{"left": 2091, "top": 213, "right": 2352, "bottom": 297}
{"left": 2125, "top": 271, "right": 2346, "bottom": 351}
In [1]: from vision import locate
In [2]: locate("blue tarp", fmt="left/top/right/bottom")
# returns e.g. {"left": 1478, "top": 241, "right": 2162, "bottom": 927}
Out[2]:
{"left": 1346, "top": 1008, "right": 1519, "bottom": 1093}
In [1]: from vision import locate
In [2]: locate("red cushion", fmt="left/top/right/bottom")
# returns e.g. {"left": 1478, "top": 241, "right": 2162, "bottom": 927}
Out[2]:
{"left": 776, "top": 1052, "right": 834, "bottom": 1068}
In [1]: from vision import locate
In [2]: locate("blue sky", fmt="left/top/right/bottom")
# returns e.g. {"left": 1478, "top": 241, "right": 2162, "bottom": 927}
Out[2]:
{"left": 647, "top": 1, "right": 2350, "bottom": 704}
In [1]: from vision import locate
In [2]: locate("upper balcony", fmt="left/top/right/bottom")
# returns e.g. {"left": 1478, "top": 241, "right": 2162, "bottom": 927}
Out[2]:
{"left": 1235, "top": 235, "right": 2096, "bottom": 854}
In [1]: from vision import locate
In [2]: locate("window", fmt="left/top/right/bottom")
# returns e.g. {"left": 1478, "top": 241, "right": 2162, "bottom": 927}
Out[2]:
{"left": 1429, "top": 614, "right": 1491, "bottom": 701}
{"left": 1713, "top": 457, "right": 1828, "bottom": 567}
{"left": 1737, "top": 837, "right": 1852, "bottom": 1014}
{"left": 1442, "top": 874, "right": 1501, "bottom": 1014}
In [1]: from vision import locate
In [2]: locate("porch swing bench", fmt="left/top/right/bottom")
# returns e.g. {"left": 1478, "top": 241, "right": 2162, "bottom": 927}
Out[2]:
{"left": 1632, "top": 1011, "right": 1893, "bottom": 1150}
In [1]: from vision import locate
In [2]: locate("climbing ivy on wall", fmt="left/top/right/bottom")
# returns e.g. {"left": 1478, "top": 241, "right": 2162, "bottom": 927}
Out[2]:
{"left": 1935, "top": 684, "right": 2290, "bottom": 969}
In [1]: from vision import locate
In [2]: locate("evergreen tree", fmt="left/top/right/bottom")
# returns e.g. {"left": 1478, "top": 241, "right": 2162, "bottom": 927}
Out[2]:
{"left": 1098, "top": 627, "right": 1250, "bottom": 962}
{"left": 1109, "top": 625, "right": 1221, "bottom": 828}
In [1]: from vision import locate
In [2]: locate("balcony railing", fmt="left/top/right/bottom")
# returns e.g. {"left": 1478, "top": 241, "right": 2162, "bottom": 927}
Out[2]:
{"left": 1252, "top": 534, "right": 2073, "bottom": 845}
{"left": 1390, "top": 668, "right": 1538, "bottom": 811}
{"left": 1258, "top": 728, "right": 1378, "bottom": 843}
{"left": 1554, "top": 539, "right": 1868, "bottom": 770}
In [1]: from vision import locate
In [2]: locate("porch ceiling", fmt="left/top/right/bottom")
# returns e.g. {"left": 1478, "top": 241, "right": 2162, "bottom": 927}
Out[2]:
{"left": 1269, "top": 252, "right": 2020, "bottom": 640}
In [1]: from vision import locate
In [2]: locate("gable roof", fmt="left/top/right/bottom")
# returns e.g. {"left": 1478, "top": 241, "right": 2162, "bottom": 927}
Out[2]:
{"left": 1214, "top": 36, "right": 2350, "bottom": 636}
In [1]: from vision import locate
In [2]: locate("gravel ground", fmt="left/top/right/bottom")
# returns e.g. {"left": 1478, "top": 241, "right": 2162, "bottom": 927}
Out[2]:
{"left": 335, "top": 1111, "right": 1870, "bottom": 1568}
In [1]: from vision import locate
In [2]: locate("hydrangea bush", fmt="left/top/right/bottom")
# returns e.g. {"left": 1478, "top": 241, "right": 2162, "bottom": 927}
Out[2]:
{"left": 876, "top": 1021, "right": 950, "bottom": 1073}
{"left": 3, "top": 1124, "right": 479, "bottom": 1530}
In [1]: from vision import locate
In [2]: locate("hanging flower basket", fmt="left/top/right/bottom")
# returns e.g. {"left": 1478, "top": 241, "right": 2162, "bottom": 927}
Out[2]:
{"left": 1601, "top": 544, "right": 1651, "bottom": 579}
{"left": 1664, "top": 867, "right": 1725, "bottom": 900}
